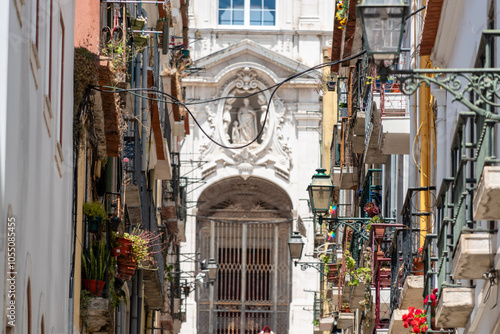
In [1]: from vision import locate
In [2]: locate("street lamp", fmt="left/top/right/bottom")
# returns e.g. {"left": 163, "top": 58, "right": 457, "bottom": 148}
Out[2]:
{"left": 288, "top": 231, "right": 329, "bottom": 276}
{"left": 356, "top": 0, "right": 409, "bottom": 61}
{"left": 356, "top": 2, "right": 500, "bottom": 120}
{"left": 307, "top": 168, "right": 335, "bottom": 217}
{"left": 288, "top": 231, "right": 305, "bottom": 262}
{"left": 206, "top": 258, "right": 218, "bottom": 285}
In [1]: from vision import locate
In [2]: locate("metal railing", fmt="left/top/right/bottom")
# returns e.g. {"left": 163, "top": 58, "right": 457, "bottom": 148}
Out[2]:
{"left": 389, "top": 187, "right": 435, "bottom": 314}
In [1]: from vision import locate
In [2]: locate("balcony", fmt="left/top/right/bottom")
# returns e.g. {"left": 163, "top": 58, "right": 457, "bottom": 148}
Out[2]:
{"left": 387, "top": 308, "right": 408, "bottom": 334}
{"left": 337, "top": 312, "right": 354, "bottom": 329}
{"left": 452, "top": 233, "right": 496, "bottom": 279}
{"left": 379, "top": 111, "right": 410, "bottom": 155}
{"left": 399, "top": 275, "right": 424, "bottom": 309}
{"left": 473, "top": 166, "right": 500, "bottom": 220}
{"left": 364, "top": 97, "right": 388, "bottom": 164}
{"left": 435, "top": 287, "right": 474, "bottom": 328}
{"left": 319, "top": 317, "right": 335, "bottom": 331}
{"left": 339, "top": 118, "right": 358, "bottom": 189}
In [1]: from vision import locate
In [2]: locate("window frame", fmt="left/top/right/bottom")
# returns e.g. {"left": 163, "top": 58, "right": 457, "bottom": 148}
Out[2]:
{"left": 218, "top": 0, "right": 277, "bottom": 28}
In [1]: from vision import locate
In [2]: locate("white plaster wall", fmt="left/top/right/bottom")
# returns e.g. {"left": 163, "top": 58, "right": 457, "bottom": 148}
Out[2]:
{"left": 188, "top": 0, "right": 333, "bottom": 67}
{"left": 180, "top": 2, "right": 333, "bottom": 332}
{"left": 1, "top": 0, "right": 75, "bottom": 332}
{"left": 430, "top": 1, "right": 500, "bottom": 333}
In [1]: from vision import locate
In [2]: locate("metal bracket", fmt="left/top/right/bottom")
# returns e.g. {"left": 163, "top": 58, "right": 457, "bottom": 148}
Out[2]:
{"left": 294, "top": 261, "right": 328, "bottom": 278}
{"left": 391, "top": 68, "right": 500, "bottom": 120}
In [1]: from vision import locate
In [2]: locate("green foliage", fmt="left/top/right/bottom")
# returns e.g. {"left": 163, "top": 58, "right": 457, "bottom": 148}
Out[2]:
{"left": 82, "top": 239, "right": 109, "bottom": 281}
{"left": 73, "top": 47, "right": 99, "bottom": 149}
{"left": 344, "top": 250, "right": 371, "bottom": 287}
{"left": 80, "top": 289, "right": 94, "bottom": 325}
{"left": 83, "top": 202, "right": 108, "bottom": 219}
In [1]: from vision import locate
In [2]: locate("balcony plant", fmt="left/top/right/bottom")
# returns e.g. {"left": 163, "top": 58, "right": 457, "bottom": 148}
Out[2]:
{"left": 117, "top": 227, "right": 166, "bottom": 270}
{"left": 344, "top": 250, "right": 372, "bottom": 287}
{"left": 335, "top": 0, "right": 348, "bottom": 30}
{"left": 81, "top": 239, "right": 110, "bottom": 296}
{"left": 402, "top": 307, "right": 429, "bottom": 333}
{"left": 83, "top": 201, "right": 108, "bottom": 233}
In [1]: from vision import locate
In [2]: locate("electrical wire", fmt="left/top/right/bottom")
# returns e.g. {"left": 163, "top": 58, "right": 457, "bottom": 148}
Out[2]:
{"left": 93, "top": 49, "right": 367, "bottom": 150}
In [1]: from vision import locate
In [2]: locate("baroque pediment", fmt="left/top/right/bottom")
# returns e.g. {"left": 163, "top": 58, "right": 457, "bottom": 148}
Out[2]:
{"left": 198, "top": 66, "right": 294, "bottom": 181}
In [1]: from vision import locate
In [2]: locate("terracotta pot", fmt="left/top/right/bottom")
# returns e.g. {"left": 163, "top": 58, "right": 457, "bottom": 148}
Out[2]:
{"left": 82, "top": 279, "right": 106, "bottom": 296}
{"left": 374, "top": 226, "right": 385, "bottom": 238}
{"left": 111, "top": 246, "right": 129, "bottom": 257}
{"left": 379, "top": 268, "right": 391, "bottom": 288}
{"left": 412, "top": 259, "right": 424, "bottom": 276}
{"left": 117, "top": 256, "right": 137, "bottom": 267}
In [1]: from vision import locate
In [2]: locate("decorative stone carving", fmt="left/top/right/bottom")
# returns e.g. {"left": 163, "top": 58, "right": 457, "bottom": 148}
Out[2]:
{"left": 234, "top": 67, "right": 259, "bottom": 92}
{"left": 233, "top": 98, "right": 258, "bottom": 144}
{"left": 198, "top": 67, "right": 294, "bottom": 181}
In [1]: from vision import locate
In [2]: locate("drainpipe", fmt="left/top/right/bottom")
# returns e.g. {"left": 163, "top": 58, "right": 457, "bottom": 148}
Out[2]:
{"left": 430, "top": 87, "right": 446, "bottom": 189}
{"left": 130, "top": 274, "right": 139, "bottom": 334}
{"left": 390, "top": 155, "right": 396, "bottom": 218}
{"left": 134, "top": 54, "right": 142, "bottom": 185}
{"left": 419, "top": 55, "right": 431, "bottom": 245}
{"left": 142, "top": 47, "right": 148, "bottom": 173}
{"left": 137, "top": 270, "right": 144, "bottom": 334}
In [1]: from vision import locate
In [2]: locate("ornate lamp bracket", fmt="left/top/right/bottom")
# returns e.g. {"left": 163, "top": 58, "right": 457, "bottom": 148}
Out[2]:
{"left": 294, "top": 261, "right": 328, "bottom": 277}
{"left": 391, "top": 68, "right": 500, "bottom": 120}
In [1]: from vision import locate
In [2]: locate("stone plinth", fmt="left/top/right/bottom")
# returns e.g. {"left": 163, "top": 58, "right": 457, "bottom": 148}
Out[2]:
{"left": 435, "top": 287, "right": 474, "bottom": 328}
{"left": 452, "top": 233, "right": 495, "bottom": 279}
{"left": 399, "top": 275, "right": 424, "bottom": 309}
{"left": 388, "top": 308, "right": 408, "bottom": 334}
{"left": 319, "top": 317, "right": 334, "bottom": 331}
{"left": 86, "top": 297, "right": 112, "bottom": 333}
{"left": 473, "top": 166, "right": 500, "bottom": 220}
{"left": 337, "top": 312, "right": 354, "bottom": 329}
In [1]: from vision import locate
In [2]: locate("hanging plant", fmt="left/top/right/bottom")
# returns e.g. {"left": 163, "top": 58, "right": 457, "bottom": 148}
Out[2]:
{"left": 336, "top": 0, "right": 348, "bottom": 30}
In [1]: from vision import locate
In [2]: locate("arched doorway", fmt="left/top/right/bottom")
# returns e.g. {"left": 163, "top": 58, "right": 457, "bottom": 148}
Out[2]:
{"left": 196, "top": 176, "right": 293, "bottom": 334}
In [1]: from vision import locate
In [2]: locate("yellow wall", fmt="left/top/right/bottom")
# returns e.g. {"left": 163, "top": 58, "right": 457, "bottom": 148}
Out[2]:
{"left": 321, "top": 53, "right": 338, "bottom": 174}
{"left": 74, "top": 135, "right": 87, "bottom": 330}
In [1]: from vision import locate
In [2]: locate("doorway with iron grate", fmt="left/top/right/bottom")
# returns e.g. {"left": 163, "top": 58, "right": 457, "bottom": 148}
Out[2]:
{"left": 196, "top": 177, "right": 293, "bottom": 334}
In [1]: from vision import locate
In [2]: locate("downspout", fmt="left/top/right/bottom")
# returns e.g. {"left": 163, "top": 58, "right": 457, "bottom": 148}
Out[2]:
{"left": 137, "top": 270, "right": 144, "bottom": 334}
{"left": 419, "top": 54, "right": 431, "bottom": 245}
{"left": 142, "top": 47, "right": 148, "bottom": 173}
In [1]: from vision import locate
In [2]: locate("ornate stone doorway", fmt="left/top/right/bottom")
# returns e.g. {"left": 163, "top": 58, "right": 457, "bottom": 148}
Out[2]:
{"left": 196, "top": 177, "right": 293, "bottom": 334}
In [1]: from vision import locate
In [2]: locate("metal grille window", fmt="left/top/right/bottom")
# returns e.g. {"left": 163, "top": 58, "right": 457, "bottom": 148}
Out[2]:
{"left": 197, "top": 220, "right": 290, "bottom": 334}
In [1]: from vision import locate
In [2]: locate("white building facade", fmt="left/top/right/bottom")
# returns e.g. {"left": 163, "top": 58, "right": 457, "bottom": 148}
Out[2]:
{"left": 0, "top": 0, "right": 75, "bottom": 332}
{"left": 179, "top": 1, "right": 334, "bottom": 333}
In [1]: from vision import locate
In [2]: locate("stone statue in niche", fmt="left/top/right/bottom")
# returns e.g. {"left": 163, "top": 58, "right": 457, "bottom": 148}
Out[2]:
{"left": 236, "top": 98, "right": 257, "bottom": 143}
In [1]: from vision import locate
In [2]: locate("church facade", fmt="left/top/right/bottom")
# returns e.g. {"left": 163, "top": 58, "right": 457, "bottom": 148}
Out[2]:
{"left": 179, "top": 1, "right": 334, "bottom": 333}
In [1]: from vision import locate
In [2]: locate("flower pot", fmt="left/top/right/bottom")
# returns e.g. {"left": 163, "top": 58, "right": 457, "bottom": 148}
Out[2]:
{"left": 110, "top": 217, "right": 121, "bottom": 231}
{"left": 374, "top": 226, "right": 385, "bottom": 238}
{"left": 82, "top": 279, "right": 106, "bottom": 296}
{"left": 412, "top": 258, "right": 424, "bottom": 276}
{"left": 111, "top": 246, "right": 129, "bottom": 257}
{"left": 134, "top": 35, "right": 148, "bottom": 47}
{"left": 117, "top": 256, "right": 137, "bottom": 268}
{"left": 379, "top": 268, "right": 391, "bottom": 288}
{"left": 88, "top": 217, "right": 103, "bottom": 233}
{"left": 116, "top": 237, "right": 132, "bottom": 252}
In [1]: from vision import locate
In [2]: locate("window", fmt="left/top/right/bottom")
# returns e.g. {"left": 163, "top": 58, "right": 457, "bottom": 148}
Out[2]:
{"left": 218, "top": 0, "right": 275, "bottom": 26}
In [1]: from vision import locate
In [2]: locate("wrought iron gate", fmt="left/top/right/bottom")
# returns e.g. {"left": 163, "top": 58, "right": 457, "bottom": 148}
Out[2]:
{"left": 197, "top": 219, "right": 290, "bottom": 334}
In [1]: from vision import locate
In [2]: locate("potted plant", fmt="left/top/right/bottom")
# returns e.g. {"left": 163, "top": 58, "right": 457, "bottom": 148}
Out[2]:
{"left": 81, "top": 239, "right": 110, "bottom": 296}
{"left": 402, "top": 307, "right": 429, "bottom": 333}
{"left": 115, "top": 227, "right": 165, "bottom": 274}
{"left": 83, "top": 202, "right": 108, "bottom": 233}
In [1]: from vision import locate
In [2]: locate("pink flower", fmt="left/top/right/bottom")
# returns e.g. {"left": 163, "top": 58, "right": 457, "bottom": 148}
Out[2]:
{"left": 123, "top": 157, "right": 130, "bottom": 163}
